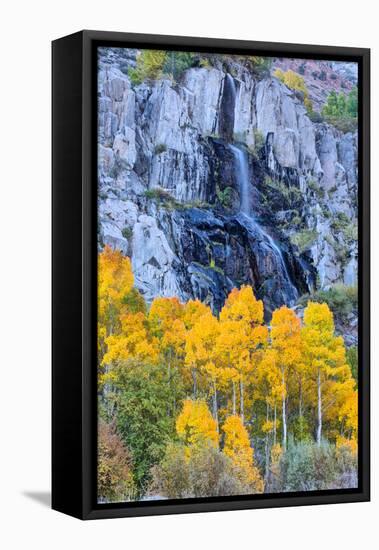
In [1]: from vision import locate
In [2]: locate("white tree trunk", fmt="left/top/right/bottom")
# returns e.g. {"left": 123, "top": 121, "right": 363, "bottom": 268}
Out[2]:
{"left": 192, "top": 368, "right": 197, "bottom": 398}
{"left": 274, "top": 404, "right": 277, "bottom": 446}
{"left": 232, "top": 380, "right": 236, "bottom": 415}
{"left": 265, "top": 402, "right": 270, "bottom": 483}
{"left": 213, "top": 381, "right": 219, "bottom": 432}
{"left": 240, "top": 378, "right": 244, "bottom": 423}
{"left": 317, "top": 370, "right": 322, "bottom": 446}
{"left": 282, "top": 371, "right": 287, "bottom": 451}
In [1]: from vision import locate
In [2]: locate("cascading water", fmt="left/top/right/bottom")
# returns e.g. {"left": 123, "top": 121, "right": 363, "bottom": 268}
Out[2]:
{"left": 220, "top": 74, "right": 237, "bottom": 141}
{"left": 229, "top": 143, "right": 299, "bottom": 305}
{"left": 229, "top": 145, "right": 250, "bottom": 214}
{"left": 226, "top": 73, "right": 237, "bottom": 102}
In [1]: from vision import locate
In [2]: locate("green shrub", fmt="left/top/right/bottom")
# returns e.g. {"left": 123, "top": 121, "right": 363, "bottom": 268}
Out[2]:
{"left": 150, "top": 442, "right": 255, "bottom": 498}
{"left": 308, "top": 178, "right": 324, "bottom": 199}
{"left": 128, "top": 49, "right": 166, "bottom": 85}
{"left": 322, "top": 87, "right": 357, "bottom": 119}
{"left": 346, "top": 346, "right": 358, "bottom": 382}
{"left": 247, "top": 56, "right": 272, "bottom": 77}
{"left": 291, "top": 214, "right": 302, "bottom": 227}
{"left": 109, "top": 157, "right": 130, "bottom": 178}
{"left": 280, "top": 440, "right": 339, "bottom": 491}
{"left": 321, "top": 87, "right": 358, "bottom": 132}
{"left": 154, "top": 143, "right": 167, "bottom": 155}
{"left": 330, "top": 212, "right": 358, "bottom": 242}
{"left": 121, "top": 227, "right": 133, "bottom": 240}
{"left": 335, "top": 442, "right": 358, "bottom": 488}
{"left": 181, "top": 199, "right": 211, "bottom": 210}
{"left": 321, "top": 206, "right": 331, "bottom": 218}
{"left": 112, "top": 360, "right": 181, "bottom": 492}
{"left": 144, "top": 187, "right": 175, "bottom": 202}
{"left": 307, "top": 110, "right": 324, "bottom": 123}
{"left": 263, "top": 176, "right": 302, "bottom": 205}
{"left": 290, "top": 229, "right": 318, "bottom": 253}
{"left": 129, "top": 50, "right": 196, "bottom": 85}
{"left": 292, "top": 416, "right": 311, "bottom": 442}
{"left": 298, "top": 284, "right": 358, "bottom": 320}
{"left": 333, "top": 212, "right": 350, "bottom": 227}
{"left": 253, "top": 129, "right": 265, "bottom": 150}
{"left": 323, "top": 116, "right": 358, "bottom": 133}
{"left": 343, "top": 223, "right": 358, "bottom": 242}
{"left": 199, "top": 57, "right": 211, "bottom": 68}
{"left": 162, "top": 51, "right": 196, "bottom": 80}
{"left": 269, "top": 439, "right": 358, "bottom": 493}
{"left": 216, "top": 185, "right": 233, "bottom": 208}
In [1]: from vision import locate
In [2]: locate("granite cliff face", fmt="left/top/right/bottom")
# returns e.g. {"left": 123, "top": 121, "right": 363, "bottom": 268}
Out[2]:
{"left": 97, "top": 48, "right": 358, "bottom": 331}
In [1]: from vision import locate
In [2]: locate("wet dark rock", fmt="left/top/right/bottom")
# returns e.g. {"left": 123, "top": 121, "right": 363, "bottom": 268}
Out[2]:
{"left": 97, "top": 49, "right": 358, "bottom": 327}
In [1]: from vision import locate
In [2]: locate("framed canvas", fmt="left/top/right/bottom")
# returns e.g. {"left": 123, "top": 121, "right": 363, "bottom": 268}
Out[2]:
{"left": 52, "top": 30, "right": 370, "bottom": 520}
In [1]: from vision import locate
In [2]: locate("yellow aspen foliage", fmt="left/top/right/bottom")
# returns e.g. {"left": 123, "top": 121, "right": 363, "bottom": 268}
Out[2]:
{"left": 185, "top": 311, "right": 220, "bottom": 366}
{"left": 149, "top": 296, "right": 184, "bottom": 337}
{"left": 182, "top": 299, "right": 210, "bottom": 330}
{"left": 261, "top": 419, "right": 275, "bottom": 434}
{"left": 270, "top": 442, "right": 283, "bottom": 465}
{"left": 301, "top": 301, "right": 352, "bottom": 445}
{"left": 176, "top": 399, "right": 219, "bottom": 447}
{"left": 103, "top": 311, "right": 159, "bottom": 366}
{"left": 271, "top": 306, "right": 301, "bottom": 358}
{"left": 271, "top": 306, "right": 302, "bottom": 448}
{"left": 161, "top": 318, "right": 187, "bottom": 359}
{"left": 256, "top": 349, "right": 282, "bottom": 479}
{"left": 96, "top": 244, "right": 359, "bottom": 494}
{"left": 337, "top": 380, "right": 358, "bottom": 439}
{"left": 129, "top": 49, "right": 166, "bottom": 84}
{"left": 273, "top": 68, "right": 312, "bottom": 111}
{"left": 98, "top": 245, "right": 134, "bottom": 335}
{"left": 336, "top": 435, "right": 358, "bottom": 455}
{"left": 222, "top": 415, "right": 264, "bottom": 493}
{"left": 257, "top": 348, "right": 283, "bottom": 405}
{"left": 149, "top": 298, "right": 187, "bottom": 379}
{"left": 218, "top": 286, "right": 268, "bottom": 421}
{"left": 185, "top": 310, "right": 220, "bottom": 397}
{"left": 220, "top": 285, "right": 264, "bottom": 325}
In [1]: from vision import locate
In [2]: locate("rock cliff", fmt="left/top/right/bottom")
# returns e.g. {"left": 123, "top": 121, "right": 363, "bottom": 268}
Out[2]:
{"left": 97, "top": 48, "right": 358, "bottom": 334}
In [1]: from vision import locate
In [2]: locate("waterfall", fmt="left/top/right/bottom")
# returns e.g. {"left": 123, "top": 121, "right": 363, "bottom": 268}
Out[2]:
{"left": 220, "top": 74, "right": 237, "bottom": 141}
{"left": 226, "top": 73, "right": 237, "bottom": 104}
{"left": 229, "top": 144, "right": 250, "bottom": 214}
{"left": 229, "top": 144, "right": 299, "bottom": 304}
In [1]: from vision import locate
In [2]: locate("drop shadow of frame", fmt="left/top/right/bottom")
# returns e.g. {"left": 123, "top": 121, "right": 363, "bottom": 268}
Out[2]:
{"left": 22, "top": 491, "right": 51, "bottom": 508}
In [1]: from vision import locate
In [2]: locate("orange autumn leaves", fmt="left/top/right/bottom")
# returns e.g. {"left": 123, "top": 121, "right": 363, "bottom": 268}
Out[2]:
{"left": 98, "top": 246, "right": 358, "bottom": 466}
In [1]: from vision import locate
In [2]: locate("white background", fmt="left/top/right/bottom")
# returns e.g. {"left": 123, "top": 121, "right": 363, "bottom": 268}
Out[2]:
{"left": 0, "top": 0, "right": 376, "bottom": 547}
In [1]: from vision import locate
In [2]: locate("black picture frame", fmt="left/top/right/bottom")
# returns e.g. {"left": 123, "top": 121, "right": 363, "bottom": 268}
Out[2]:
{"left": 52, "top": 30, "right": 370, "bottom": 520}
